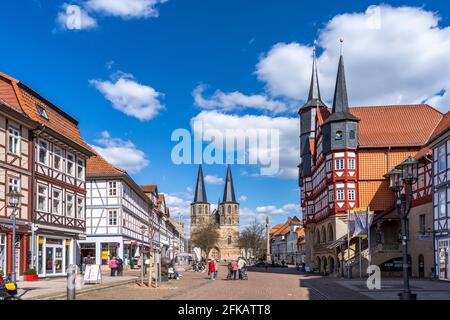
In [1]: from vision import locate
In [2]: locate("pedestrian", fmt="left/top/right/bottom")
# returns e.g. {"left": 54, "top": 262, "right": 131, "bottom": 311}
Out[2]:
{"left": 109, "top": 256, "right": 118, "bottom": 277}
{"left": 117, "top": 256, "right": 124, "bottom": 276}
{"left": 238, "top": 257, "right": 246, "bottom": 280}
{"left": 231, "top": 259, "right": 238, "bottom": 280}
{"left": 227, "top": 261, "right": 232, "bottom": 280}
{"left": 209, "top": 259, "right": 216, "bottom": 280}
{"left": 214, "top": 259, "right": 219, "bottom": 279}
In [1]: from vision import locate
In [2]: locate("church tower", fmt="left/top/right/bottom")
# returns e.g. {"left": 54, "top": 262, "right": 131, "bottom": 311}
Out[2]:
{"left": 299, "top": 45, "right": 326, "bottom": 183}
{"left": 190, "top": 165, "right": 211, "bottom": 235}
{"left": 218, "top": 165, "right": 240, "bottom": 260}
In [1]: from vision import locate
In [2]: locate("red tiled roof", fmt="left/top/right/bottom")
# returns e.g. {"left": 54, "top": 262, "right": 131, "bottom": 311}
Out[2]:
{"left": 428, "top": 111, "right": 450, "bottom": 143}
{"left": 141, "top": 185, "right": 158, "bottom": 194}
{"left": 317, "top": 104, "right": 442, "bottom": 148}
{"left": 415, "top": 147, "right": 432, "bottom": 160}
{"left": 0, "top": 71, "right": 92, "bottom": 154}
{"left": 87, "top": 153, "right": 125, "bottom": 177}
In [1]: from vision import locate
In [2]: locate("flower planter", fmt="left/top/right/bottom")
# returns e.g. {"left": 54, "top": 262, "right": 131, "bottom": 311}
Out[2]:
{"left": 24, "top": 274, "right": 38, "bottom": 282}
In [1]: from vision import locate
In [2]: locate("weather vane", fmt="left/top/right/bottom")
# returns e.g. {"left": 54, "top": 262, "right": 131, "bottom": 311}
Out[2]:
{"left": 339, "top": 37, "right": 344, "bottom": 55}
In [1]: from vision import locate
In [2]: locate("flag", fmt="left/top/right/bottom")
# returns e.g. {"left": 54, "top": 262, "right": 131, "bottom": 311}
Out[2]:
{"left": 349, "top": 208, "right": 374, "bottom": 238}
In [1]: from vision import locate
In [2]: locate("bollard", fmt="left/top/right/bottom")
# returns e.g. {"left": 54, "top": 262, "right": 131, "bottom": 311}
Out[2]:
{"left": 67, "top": 265, "right": 76, "bottom": 300}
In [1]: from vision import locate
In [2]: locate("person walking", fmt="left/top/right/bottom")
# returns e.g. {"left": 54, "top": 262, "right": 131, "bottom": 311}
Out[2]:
{"left": 117, "top": 256, "right": 124, "bottom": 276}
{"left": 227, "top": 261, "right": 232, "bottom": 280}
{"left": 231, "top": 259, "right": 238, "bottom": 280}
{"left": 238, "top": 257, "right": 246, "bottom": 280}
{"left": 214, "top": 259, "right": 219, "bottom": 279}
{"left": 109, "top": 256, "right": 118, "bottom": 277}
{"left": 209, "top": 259, "right": 216, "bottom": 280}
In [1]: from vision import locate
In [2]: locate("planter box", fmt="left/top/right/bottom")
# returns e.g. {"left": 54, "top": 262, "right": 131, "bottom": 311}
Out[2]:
{"left": 24, "top": 274, "right": 38, "bottom": 282}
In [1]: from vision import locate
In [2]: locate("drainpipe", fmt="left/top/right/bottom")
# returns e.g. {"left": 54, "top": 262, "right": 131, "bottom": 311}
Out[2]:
{"left": 30, "top": 125, "right": 46, "bottom": 270}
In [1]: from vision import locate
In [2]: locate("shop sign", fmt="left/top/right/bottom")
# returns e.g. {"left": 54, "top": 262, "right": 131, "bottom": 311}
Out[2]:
{"left": 38, "top": 237, "right": 44, "bottom": 245}
{"left": 84, "top": 265, "right": 102, "bottom": 284}
{"left": 65, "top": 240, "right": 71, "bottom": 246}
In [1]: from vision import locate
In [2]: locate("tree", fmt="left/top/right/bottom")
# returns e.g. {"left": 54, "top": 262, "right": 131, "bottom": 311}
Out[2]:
{"left": 190, "top": 222, "right": 220, "bottom": 259}
{"left": 239, "top": 219, "right": 266, "bottom": 260}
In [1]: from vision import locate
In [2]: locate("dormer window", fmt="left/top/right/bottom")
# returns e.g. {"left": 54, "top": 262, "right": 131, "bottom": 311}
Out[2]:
{"left": 36, "top": 104, "right": 49, "bottom": 120}
{"left": 335, "top": 131, "right": 343, "bottom": 141}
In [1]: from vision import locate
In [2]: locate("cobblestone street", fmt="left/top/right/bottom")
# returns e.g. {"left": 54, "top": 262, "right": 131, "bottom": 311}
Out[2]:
{"left": 77, "top": 265, "right": 321, "bottom": 300}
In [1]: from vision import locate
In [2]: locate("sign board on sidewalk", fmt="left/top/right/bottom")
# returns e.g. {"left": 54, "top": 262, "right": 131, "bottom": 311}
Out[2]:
{"left": 84, "top": 265, "right": 102, "bottom": 284}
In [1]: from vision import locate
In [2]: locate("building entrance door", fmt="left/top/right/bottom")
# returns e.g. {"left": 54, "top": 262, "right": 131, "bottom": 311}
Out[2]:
{"left": 45, "top": 245, "right": 64, "bottom": 275}
{"left": 418, "top": 254, "right": 425, "bottom": 278}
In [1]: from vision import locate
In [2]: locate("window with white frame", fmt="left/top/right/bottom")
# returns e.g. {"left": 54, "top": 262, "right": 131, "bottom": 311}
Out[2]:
{"left": 66, "top": 153, "right": 75, "bottom": 176}
{"left": 77, "top": 197, "right": 84, "bottom": 219}
{"left": 66, "top": 194, "right": 74, "bottom": 217}
{"left": 438, "top": 144, "right": 446, "bottom": 172}
{"left": 348, "top": 158, "right": 355, "bottom": 170}
{"left": 52, "top": 189, "right": 62, "bottom": 215}
{"left": 38, "top": 140, "right": 49, "bottom": 165}
{"left": 77, "top": 159, "right": 84, "bottom": 180}
{"left": 8, "top": 176, "right": 20, "bottom": 194}
{"left": 335, "top": 158, "right": 345, "bottom": 170}
{"left": 439, "top": 188, "right": 446, "bottom": 218}
{"left": 108, "top": 182, "right": 117, "bottom": 196}
{"left": 336, "top": 189, "right": 345, "bottom": 201}
{"left": 348, "top": 189, "right": 356, "bottom": 201}
{"left": 8, "top": 127, "right": 20, "bottom": 155}
{"left": 37, "top": 184, "right": 48, "bottom": 212}
{"left": 53, "top": 147, "right": 62, "bottom": 171}
{"left": 108, "top": 210, "right": 118, "bottom": 226}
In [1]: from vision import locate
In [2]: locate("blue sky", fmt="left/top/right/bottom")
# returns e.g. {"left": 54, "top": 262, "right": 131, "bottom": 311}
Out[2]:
{"left": 1, "top": 0, "right": 450, "bottom": 232}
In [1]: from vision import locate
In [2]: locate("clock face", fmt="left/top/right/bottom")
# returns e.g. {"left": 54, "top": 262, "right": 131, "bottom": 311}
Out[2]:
{"left": 335, "top": 131, "right": 343, "bottom": 141}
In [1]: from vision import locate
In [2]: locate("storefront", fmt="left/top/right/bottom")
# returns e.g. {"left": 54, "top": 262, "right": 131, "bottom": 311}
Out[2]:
{"left": 78, "top": 236, "right": 125, "bottom": 267}
{"left": 36, "top": 235, "right": 74, "bottom": 277}
{"left": 438, "top": 239, "right": 450, "bottom": 281}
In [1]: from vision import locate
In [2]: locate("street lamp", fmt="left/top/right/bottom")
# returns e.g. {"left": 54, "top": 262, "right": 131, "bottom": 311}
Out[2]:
{"left": 386, "top": 156, "right": 419, "bottom": 300}
{"left": 7, "top": 191, "right": 23, "bottom": 283}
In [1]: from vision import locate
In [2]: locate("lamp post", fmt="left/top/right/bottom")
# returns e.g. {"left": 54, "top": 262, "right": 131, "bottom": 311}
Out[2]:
{"left": 7, "top": 191, "right": 23, "bottom": 283}
{"left": 386, "top": 156, "right": 419, "bottom": 300}
{"left": 140, "top": 225, "right": 147, "bottom": 286}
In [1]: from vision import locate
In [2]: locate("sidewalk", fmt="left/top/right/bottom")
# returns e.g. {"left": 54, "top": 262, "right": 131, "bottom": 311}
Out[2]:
{"left": 336, "top": 278, "right": 450, "bottom": 300}
{"left": 18, "top": 270, "right": 139, "bottom": 300}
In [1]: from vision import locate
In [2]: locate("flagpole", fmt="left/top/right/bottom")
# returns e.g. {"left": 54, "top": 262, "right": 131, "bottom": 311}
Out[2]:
{"left": 347, "top": 209, "right": 350, "bottom": 278}
{"left": 368, "top": 206, "right": 372, "bottom": 267}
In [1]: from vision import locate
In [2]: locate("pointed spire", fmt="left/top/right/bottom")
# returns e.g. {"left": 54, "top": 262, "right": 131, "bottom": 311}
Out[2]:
{"left": 302, "top": 41, "right": 325, "bottom": 110}
{"left": 325, "top": 39, "right": 359, "bottom": 124}
{"left": 193, "top": 165, "right": 208, "bottom": 203}
{"left": 222, "top": 165, "right": 236, "bottom": 203}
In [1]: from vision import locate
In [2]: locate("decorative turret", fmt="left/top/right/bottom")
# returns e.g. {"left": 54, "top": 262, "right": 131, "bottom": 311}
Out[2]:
{"left": 299, "top": 43, "right": 326, "bottom": 179}
{"left": 322, "top": 40, "right": 359, "bottom": 153}
{"left": 220, "top": 165, "right": 239, "bottom": 226}
{"left": 222, "top": 165, "right": 236, "bottom": 203}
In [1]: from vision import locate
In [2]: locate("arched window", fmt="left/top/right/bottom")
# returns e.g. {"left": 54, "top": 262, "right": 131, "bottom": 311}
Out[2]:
{"left": 227, "top": 235, "right": 232, "bottom": 245}
{"left": 328, "top": 224, "right": 334, "bottom": 242}
{"left": 316, "top": 230, "right": 321, "bottom": 244}
{"left": 321, "top": 226, "right": 327, "bottom": 243}
{"left": 228, "top": 217, "right": 231, "bottom": 224}
{"left": 227, "top": 206, "right": 231, "bottom": 214}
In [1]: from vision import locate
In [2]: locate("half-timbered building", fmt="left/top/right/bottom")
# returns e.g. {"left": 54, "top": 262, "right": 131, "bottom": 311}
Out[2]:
{"left": 0, "top": 71, "right": 94, "bottom": 278}
{"left": 299, "top": 50, "right": 443, "bottom": 275}
{"left": 81, "top": 154, "right": 158, "bottom": 266}
{"left": 427, "top": 112, "right": 450, "bottom": 280}
{"left": 0, "top": 94, "right": 35, "bottom": 278}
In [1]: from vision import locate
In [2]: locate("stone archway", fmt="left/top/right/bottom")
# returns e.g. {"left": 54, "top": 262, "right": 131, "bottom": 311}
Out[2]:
{"left": 329, "top": 257, "right": 335, "bottom": 274}
{"left": 322, "top": 256, "right": 328, "bottom": 274}
{"left": 316, "top": 257, "right": 321, "bottom": 272}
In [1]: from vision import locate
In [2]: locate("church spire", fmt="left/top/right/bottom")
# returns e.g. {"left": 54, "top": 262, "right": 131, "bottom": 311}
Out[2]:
{"left": 306, "top": 43, "right": 324, "bottom": 107}
{"left": 325, "top": 39, "right": 359, "bottom": 124}
{"left": 222, "top": 165, "right": 236, "bottom": 203}
{"left": 193, "top": 165, "right": 208, "bottom": 203}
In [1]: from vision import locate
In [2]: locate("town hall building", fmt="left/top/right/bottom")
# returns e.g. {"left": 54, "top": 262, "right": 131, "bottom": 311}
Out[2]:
{"left": 190, "top": 165, "right": 240, "bottom": 260}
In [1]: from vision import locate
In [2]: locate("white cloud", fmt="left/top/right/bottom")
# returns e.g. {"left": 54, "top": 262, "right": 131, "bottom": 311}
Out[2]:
{"left": 204, "top": 175, "right": 224, "bottom": 185}
{"left": 86, "top": 0, "right": 168, "bottom": 19}
{"left": 89, "top": 73, "right": 165, "bottom": 121}
{"left": 191, "top": 111, "right": 299, "bottom": 179}
{"left": 256, "top": 204, "right": 300, "bottom": 216}
{"left": 238, "top": 195, "right": 248, "bottom": 202}
{"left": 57, "top": 4, "right": 97, "bottom": 30}
{"left": 193, "top": 84, "right": 287, "bottom": 113}
{"left": 91, "top": 131, "right": 149, "bottom": 174}
{"left": 256, "top": 5, "right": 450, "bottom": 111}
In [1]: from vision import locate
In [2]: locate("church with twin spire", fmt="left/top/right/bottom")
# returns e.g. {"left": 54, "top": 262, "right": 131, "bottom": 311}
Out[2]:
{"left": 190, "top": 165, "right": 240, "bottom": 260}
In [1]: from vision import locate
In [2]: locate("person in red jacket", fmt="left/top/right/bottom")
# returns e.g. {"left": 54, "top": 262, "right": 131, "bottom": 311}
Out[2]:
{"left": 209, "top": 259, "right": 216, "bottom": 280}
